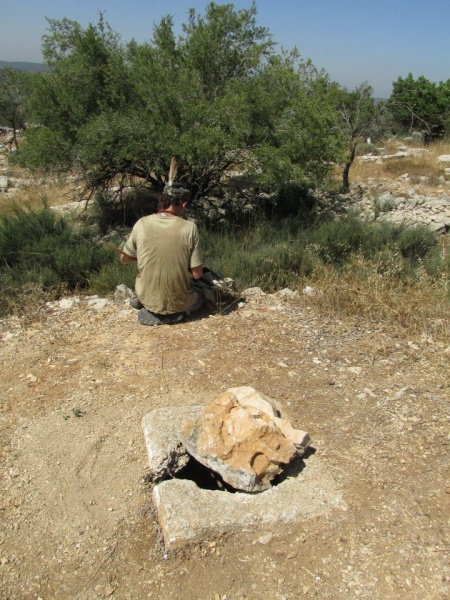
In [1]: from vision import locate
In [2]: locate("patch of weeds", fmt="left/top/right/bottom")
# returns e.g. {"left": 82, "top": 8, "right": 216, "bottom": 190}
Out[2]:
{"left": 397, "top": 226, "right": 437, "bottom": 261}
{"left": 0, "top": 201, "right": 113, "bottom": 317}
{"left": 63, "top": 407, "right": 85, "bottom": 420}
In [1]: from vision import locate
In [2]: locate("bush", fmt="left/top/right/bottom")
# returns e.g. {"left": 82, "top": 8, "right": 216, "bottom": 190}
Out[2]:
{"left": 396, "top": 225, "right": 437, "bottom": 261}
{"left": 356, "top": 142, "right": 379, "bottom": 156}
{"left": 0, "top": 203, "right": 113, "bottom": 315}
{"left": 308, "top": 214, "right": 376, "bottom": 263}
{"left": 1, "top": 201, "right": 447, "bottom": 318}
{"left": 272, "top": 181, "right": 317, "bottom": 220}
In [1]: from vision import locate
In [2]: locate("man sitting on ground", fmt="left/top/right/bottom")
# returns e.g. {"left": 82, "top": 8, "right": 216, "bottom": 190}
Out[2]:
{"left": 120, "top": 183, "right": 203, "bottom": 326}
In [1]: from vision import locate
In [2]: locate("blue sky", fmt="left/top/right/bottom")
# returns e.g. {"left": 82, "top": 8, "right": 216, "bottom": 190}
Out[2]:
{"left": 1, "top": 0, "right": 449, "bottom": 98}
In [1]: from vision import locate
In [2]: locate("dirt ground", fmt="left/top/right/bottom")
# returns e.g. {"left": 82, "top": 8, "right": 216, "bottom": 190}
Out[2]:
{"left": 1, "top": 288, "right": 449, "bottom": 599}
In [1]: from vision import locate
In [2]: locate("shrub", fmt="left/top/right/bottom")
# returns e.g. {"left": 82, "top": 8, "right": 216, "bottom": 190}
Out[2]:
{"left": 272, "top": 181, "right": 317, "bottom": 221}
{"left": 396, "top": 225, "right": 437, "bottom": 261}
{"left": 356, "top": 142, "right": 379, "bottom": 156}
{"left": 307, "top": 214, "right": 375, "bottom": 263}
{"left": 0, "top": 202, "right": 113, "bottom": 315}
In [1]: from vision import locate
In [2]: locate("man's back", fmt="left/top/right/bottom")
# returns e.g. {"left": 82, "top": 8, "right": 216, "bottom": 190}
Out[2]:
{"left": 124, "top": 214, "right": 202, "bottom": 315}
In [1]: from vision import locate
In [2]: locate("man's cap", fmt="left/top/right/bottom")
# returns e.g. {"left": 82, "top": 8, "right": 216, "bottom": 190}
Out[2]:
{"left": 163, "top": 182, "right": 191, "bottom": 202}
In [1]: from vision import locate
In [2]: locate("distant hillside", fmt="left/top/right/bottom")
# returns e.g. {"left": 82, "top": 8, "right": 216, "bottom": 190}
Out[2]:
{"left": 0, "top": 60, "right": 49, "bottom": 73}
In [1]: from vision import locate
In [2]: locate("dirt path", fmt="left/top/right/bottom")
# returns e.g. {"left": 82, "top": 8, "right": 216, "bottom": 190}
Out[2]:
{"left": 1, "top": 291, "right": 449, "bottom": 599}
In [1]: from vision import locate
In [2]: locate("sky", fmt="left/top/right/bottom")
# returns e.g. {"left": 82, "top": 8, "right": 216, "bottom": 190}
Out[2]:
{"left": 1, "top": 0, "right": 449, "bottom": 98}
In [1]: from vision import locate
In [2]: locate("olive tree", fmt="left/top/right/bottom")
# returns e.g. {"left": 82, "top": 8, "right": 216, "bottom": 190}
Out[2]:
{"left": 389, "top": 73, "right": 450, "bottom": 142}
{"left": 334, "top": 83, "right": 386, "bottom": 192}
{"left": 19, "top": 3, "right": 342, "bottom": 207}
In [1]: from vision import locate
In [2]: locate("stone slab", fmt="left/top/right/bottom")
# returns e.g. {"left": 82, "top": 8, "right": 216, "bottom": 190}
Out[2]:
{"left": 142, "top": 405, "right": 203, "bottom": 481}
{"left": 152, "top": 453, "right": 345, "bottom": 548}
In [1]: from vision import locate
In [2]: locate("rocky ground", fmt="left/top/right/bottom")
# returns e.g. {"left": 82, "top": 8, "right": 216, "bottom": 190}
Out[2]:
{"left": 1, "top": 286, "right": 449, "bottom": 599}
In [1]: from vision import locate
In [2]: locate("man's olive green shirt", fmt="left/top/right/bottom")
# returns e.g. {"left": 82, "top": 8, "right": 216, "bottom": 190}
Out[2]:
{"left": 123, "top": 214, "right": 202, "bottom": 314}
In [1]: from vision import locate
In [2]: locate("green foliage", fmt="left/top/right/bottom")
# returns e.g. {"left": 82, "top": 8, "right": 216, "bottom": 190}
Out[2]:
{"left": 356, "top": 142, "right": 379, "bottom": 156}
{"left": 0, "top": 200, "right": 447, "bottom": 317}
{"left": 93, "top": 189, "right": 159, "bottom": 233}
{"left": 89, "top": 261, "right": 137, "bottom": 296}
{"left": 15, "top": 126, "right": 72, "bottom": 172}
{"left": 201, "top": 220, "right": 313, "bottom": 291}
{"left": 388, "top": 73, "right": 450, "bottom": 138}
{"left": 20, "top": 4, "right": 342, "bottom": 205}
{"left": 272, "top": 181, "right": 317, "bottom": 220}
{"left": 396, "top": 226, "right": 437, "bottom": 261}
{"left": 200, "top": 215, "right": 445, "bottom": 294}
{"left": 308, "top": 214, "right": 376, "bottom": 263}
{"left": 307, "top": 216, "right": 437, "bottom": 266}
{"left": 0, "top": 203, "right": 112, "bottom": 315}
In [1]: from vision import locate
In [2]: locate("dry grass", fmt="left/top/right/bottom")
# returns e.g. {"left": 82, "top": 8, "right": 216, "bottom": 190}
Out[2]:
{"left": 349, "top": 138, "right": 450, "bottom": 190}
{"left": 0, "top": 178, "right": 80, "bottom": 217}
{"left": 305, "top": 251, "right": 450, "bottom": 343}
{"left": 0, "top": 281, "right": 69, "bottom": 325}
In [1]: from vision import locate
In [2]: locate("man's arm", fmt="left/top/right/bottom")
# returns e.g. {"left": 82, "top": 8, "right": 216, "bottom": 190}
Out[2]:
{"left": 120, "top": 253, "right": 137, "bottom": 264}
{"left": 191, "top": 265, "right": 203, "bottom": 280}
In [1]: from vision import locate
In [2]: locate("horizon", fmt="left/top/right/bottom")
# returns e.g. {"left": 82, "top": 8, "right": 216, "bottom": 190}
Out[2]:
{"left": 1, "top": 0, "right": 449, "bottom": 98}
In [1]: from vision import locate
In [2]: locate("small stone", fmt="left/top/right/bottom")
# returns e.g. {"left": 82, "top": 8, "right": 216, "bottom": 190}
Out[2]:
{"left": 103, "top": 584, "right": 115, "bottom": 597}
{"left": 276, "top": 288, "right": 298, "bottom": 298}
{"left": 115, "top": 284, "right": 134, "bottom": 299}
{"left": 241, "top": 287, "right": 265, "bottom": 298}
{"left": 257, "top": 532, "right": 273, "bottom": 545}
{"left": 87, "top": 297, "right": 109, "bottom": 310}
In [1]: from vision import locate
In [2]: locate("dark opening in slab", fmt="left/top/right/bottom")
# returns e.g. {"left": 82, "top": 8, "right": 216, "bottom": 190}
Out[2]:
{"left": 175, "top": 456, "right": 238, "bottom": 492}
{"left": 171, "top": 449, "right": 315, "bottom": 493}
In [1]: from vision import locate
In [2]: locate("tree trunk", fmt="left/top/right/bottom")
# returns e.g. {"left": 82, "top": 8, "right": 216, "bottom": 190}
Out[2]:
{"left": 341, "top": 143, "right": 357, "bottom": 192}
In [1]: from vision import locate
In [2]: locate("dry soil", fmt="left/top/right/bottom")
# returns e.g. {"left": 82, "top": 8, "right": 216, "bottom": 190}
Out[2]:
{"left": 1, "top": 288, "right": 449, "bottom": 599}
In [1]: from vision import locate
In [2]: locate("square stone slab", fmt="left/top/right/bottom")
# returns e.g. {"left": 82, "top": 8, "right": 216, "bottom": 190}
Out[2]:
{"left": 143, "top": 404, "right": 345, "bottom": 548}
